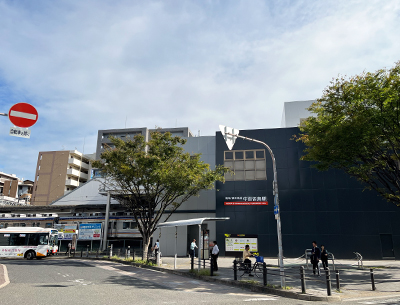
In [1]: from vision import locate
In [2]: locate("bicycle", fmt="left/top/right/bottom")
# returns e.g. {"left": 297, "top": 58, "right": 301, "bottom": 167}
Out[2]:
{"left": 237, "top": 255, "right": 265, "bottom": 277}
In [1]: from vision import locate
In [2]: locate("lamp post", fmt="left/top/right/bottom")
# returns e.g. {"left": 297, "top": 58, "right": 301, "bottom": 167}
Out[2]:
{"left": 219, "top": 125, "right": 285, "bottom": 288}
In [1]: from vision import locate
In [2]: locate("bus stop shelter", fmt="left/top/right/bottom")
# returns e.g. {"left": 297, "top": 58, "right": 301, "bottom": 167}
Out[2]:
{"left": 156, "top": 217, "right": 229, "bottom": 270}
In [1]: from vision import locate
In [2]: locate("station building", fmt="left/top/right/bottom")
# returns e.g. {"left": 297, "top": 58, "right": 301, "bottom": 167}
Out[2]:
{"left": 1, "top": 101, "right": 399, "bottom": 259}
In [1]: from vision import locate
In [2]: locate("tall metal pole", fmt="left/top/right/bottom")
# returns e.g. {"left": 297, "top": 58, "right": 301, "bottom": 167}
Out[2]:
{"left": 102, "top": 191, "right": 111, "bottom": 251}
{"left": 226, "top": 132, "right": 285, "bottom": 287}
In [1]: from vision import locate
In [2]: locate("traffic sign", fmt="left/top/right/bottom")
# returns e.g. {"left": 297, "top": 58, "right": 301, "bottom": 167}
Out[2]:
{"left": 8, "top": 103, "right": 38, "bottom": 128}
{"left": 274, "top": 205, "right": 279, "bottom": 215}
{"left": 219, "top": 125, "right": 239, "bottom": 150}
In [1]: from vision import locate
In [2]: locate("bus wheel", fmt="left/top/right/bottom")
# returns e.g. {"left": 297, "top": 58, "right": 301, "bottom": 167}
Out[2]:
{"left": 26, "top": 251, "right": 35, "bottom": 260}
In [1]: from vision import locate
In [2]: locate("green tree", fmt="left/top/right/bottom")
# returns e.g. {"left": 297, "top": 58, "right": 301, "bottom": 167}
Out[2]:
{"left": 92, "top": 132, "right": 228, "bottom": 259}
{"left": 298, "top": 61, "right": 400, "bottom": 207}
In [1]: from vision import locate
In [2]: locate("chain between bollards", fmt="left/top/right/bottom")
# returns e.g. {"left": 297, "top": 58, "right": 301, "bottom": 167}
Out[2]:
{"left": 325, "top": 268, "right": 332, "bottom": 296}
{"left": 300, "top": 266, "right": 306, "bottom": 294}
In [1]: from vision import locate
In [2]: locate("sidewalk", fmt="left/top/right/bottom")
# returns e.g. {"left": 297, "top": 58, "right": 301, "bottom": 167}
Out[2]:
{"left": 54, "top": 253, "right": 400, "bottom": 301}
{"left": 158, "top": 256, "right": 400, "bottom": 301}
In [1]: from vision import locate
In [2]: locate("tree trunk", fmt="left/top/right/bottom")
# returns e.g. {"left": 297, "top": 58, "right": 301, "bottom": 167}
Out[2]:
{"left": 142, "top": 235, "right": 151, "bottom": 261}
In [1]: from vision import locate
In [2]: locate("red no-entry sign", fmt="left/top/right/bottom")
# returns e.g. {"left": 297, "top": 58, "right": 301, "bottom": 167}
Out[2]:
{"left": 8, "top": 103, "right": 38, "bottom": 128}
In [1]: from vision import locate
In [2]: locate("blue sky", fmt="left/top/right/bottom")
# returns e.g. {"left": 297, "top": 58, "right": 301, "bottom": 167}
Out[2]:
{"left": 0, "top": 0, "right": 400, "bottom": 180}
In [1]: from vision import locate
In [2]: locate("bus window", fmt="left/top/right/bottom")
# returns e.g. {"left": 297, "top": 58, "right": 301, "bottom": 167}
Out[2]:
{"left": 0, "top": 234, "right": 10, "bottom": 246}
{"left": 38, "top": 234, "right": 49, "bottom": 245}
{"left": 9, "top": 233, "right": 27, "bottom": 246}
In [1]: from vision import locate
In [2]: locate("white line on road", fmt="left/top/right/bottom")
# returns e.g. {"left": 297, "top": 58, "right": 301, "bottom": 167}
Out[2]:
{"left": 0, "top": 264, "right": 10, "bottom": 289}
{"left": 244, "top": 298, "right": 278, "bottom": 302}
{"left": 9, "top": 110, "right": 37, "bottom": 120}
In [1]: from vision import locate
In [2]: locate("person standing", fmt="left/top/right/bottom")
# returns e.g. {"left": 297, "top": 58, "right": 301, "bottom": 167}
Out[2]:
{"left": 211, "top": 241, "right": 219, "bottom": 271}
{"left": 190, "top": 239, "right": 198, "bottom": 258}
{"left": 66, "top": 242, "right": 71, "bottom": 256}
{"left": 320, "top": 245, "right": 328, "bottom": 270}
{"left": 154, "top": 239, "right": 160, "bottom": 257}
{"left": 311, "top": 241, "right": 321, "bottom": 276}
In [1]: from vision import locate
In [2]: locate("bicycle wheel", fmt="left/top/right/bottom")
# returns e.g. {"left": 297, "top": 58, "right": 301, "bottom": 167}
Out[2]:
{"left": 253, "top": 262, "right": 264, "bottom": 277}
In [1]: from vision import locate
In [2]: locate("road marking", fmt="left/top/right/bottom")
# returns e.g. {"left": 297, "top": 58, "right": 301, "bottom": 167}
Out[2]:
{"left": 0, "top": 264, "right": 10, "bottom": 289}
{"left": 357, "top": 298, "right": 400, "bottom": 304}
{"left": 244, "top": 298, "right": 277, "bottom": 302}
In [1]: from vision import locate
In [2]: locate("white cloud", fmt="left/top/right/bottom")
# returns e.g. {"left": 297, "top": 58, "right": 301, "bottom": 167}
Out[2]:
{"left": 0, "top": 0, "right": 399, "bottom": 179}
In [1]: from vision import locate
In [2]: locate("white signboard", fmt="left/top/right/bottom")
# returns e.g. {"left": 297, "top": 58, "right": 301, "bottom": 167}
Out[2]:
{"left": 225, "top": 237, "right": 258, "bottom": 252}
{"left": 9, "top": 126, "right": 31, "bottom": 138}
{"left": 54, "top": 224, "right": 77, "bottom": 240}
{"left": 78, "top": 223, "right": 102, "bottom": 240}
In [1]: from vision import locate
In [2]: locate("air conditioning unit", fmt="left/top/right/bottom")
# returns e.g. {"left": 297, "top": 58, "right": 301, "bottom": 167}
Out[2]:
{"left": 42, "top": 214, "right": 47, "bottom": 217}
{"left": 110, "top": 212, "right": 117, "bottom": 216}
{"left": 76, "top": 213, "right": 83, "bottom": 217}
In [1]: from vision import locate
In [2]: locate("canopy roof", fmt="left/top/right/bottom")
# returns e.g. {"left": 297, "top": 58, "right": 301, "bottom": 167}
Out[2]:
{"left": 157, "top": 217, "right": 229, "bottom": 228}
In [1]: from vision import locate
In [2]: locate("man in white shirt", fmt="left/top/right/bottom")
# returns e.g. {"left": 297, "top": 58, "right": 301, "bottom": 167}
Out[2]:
{"left": 211, "top": 241, "right": 219, "bottom": 271}
{"left": 190, "top": 239, "right": 198, "bottom": 258}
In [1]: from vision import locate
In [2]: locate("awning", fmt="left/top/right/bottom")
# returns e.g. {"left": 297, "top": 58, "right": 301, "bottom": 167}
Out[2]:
{"left": 156, "top": 217, "right": 230, "bottom": 228}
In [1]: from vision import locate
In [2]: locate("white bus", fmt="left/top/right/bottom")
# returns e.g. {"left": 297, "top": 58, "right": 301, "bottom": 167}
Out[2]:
{"left": 0, "top": 227, "right": 58, "bottom": 259}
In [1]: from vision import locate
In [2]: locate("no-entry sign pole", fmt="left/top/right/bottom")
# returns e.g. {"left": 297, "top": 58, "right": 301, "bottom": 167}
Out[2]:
{"left": 219, "top": 125, "right": 285, "bottom": 288}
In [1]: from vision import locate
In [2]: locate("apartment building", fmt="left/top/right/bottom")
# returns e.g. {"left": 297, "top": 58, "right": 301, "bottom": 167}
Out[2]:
{"left": 0, "top": 172, "right": 33, "bottom": 205}
{"left": 96, "top": 127, "right": 193, "bottom": 159}
{"left": 31, "top": 150, "right": 91, "bottom": 206}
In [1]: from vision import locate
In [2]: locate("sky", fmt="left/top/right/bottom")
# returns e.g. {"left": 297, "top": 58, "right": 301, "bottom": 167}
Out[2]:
{"left": 0, "top": 0, "right": 399, "bottom": 180}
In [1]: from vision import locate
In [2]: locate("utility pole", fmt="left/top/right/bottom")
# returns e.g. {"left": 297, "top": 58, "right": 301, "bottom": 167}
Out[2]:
{"left": 219, "top": 125, "right": 285, "bottom": 288}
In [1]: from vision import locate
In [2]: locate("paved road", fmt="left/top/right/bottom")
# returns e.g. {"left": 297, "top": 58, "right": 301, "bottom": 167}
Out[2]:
{"left": 0, "top": 258, "right": 306, "bottom": 305}
{"left": 2, "top": 258, "right": 400, "bottom": 305}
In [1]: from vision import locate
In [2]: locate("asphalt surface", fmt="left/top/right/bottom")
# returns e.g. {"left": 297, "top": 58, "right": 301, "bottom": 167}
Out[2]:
{"left": 1, "top": 258, "right": 400, "bottom": 305}
{"left": 0, "top": 258, "right": 307, "bottom": 305}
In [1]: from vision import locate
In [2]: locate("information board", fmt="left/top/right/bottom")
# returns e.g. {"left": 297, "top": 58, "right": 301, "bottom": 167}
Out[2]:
{"left": 224, "top": 234, "right": 258, "bottom": 256}
{"left": 78, "top": 223, "right": 102, "bottom": 240}
{"left": 54, "top": 224, "right": 77, "bottom": 240}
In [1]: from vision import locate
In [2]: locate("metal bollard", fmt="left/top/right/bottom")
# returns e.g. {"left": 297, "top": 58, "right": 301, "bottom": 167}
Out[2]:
{"left": 132, "top": 248, "right": 135, "bottom": 261}
{"left": 117, "top": 249, "right": 120, "bottom": 257}
{"left": 80, "top": 250, "right": 83, "bottom": 257}
{"left": 127, "top": 246, "right": 131, "bottom": 258}
{"left": 191, "top": 255, "right": 194, "bottom": 271}
{"left": 336, "top": 270, "right": 340, "bottom": 292}
{"left": 125, "top": 249, "right": 128, "bottom": 259}
{"left": 370, "top": 269, "right": 376, "bottom": 291}
{"left": 325, "top": 268, "right": 332, "bottom": 296}
{"left": 109, "top": 244, "right": 113, "bottom": 258}
{"left": 86, "top": 245, "right": 89, "bottom": 257}
{"left": 233, "top": 260, "right": 238, "bottom": 281}
{"left": 300, "top": 266, "right": 306, "bottom": 294}
{"left": 96, "top": 250, "right": 99, "bottom": 258}
{"left": 210, "top": 256, "right": 214, "bottom": 276}
{"left": 263, "top": 263, "right": 267, "bottom": 286}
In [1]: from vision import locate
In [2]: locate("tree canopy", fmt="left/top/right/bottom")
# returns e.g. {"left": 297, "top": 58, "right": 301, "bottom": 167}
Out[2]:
{"left": 298, "top": 61, "right": 400, "bottom": 206}
{"left": 92, "top": 131, "right": 228, "bottom": 259}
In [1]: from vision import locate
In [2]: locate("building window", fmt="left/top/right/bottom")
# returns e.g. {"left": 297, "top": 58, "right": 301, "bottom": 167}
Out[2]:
{"left": 224, "top": 149, "right": 266, "bottom": 181}
{"left": 123, "top": 222, "right": 130, "bottom": 229}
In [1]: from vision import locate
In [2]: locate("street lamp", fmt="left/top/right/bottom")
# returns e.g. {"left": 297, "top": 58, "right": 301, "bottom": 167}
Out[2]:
{"left": 219, "top": 125, "right": 285, "bottom": 288}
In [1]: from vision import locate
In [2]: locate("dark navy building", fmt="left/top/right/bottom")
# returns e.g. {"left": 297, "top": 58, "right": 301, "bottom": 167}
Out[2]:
{"left": 215, "top": 127, "right": 400, "bottom": 260}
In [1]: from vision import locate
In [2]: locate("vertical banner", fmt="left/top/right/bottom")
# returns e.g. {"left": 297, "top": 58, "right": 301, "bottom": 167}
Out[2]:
{"left": 78, "top": 223, "right": 102, "bottom": 240}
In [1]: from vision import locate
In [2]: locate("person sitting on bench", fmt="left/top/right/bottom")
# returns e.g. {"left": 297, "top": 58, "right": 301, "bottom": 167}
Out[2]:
{"left": 243, "top": 245, "right": 254, "bottom": 277}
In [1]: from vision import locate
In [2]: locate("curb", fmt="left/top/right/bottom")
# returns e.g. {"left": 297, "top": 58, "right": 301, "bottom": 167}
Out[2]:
{"left": 0, "top": 264, "right": 10, "bottom": 289}
{"left": 72, "top": 257, "right": 341, "bottom": 302}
